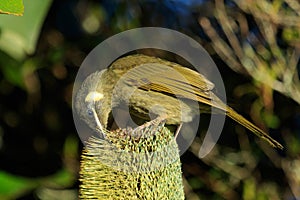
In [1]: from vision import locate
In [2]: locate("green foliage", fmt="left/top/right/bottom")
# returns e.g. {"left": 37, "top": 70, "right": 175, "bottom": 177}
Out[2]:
{"left": 0, "top": 171, "right": 36, "bottom": 199}
{"left": 0, "top": 168, "right": 75, "bottom": 199}
{"left": 0, "top": 0, "right": 24, "bottom": 16}
{"left": 0, "top": 0, "right": 52, "bottom": 60}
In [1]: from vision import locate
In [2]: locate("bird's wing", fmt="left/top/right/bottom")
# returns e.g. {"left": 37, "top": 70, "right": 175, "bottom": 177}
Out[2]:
{"left": 121, "top": 62, "right": 225, "bottom": 110}
{"left": 111, "top": 55, "right": 215, "bottom": 91}
{"left": 121, "top": 62, "right": 283, "bottom": 149}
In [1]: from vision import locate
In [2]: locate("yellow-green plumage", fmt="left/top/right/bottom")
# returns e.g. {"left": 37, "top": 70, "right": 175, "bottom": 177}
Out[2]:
{"left": 75, "top": 54, "right": 283, "bottom": 149}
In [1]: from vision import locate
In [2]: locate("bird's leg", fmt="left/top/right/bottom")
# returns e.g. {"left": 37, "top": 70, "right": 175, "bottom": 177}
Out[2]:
{"left": 132, "top": 115, "right": 167, "bottom": 135}
{"left": 174, "top": 123, "right": 183, "bottom": 139}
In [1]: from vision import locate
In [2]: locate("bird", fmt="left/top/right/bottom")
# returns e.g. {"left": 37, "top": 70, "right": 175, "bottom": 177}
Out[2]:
{"left": 74, "top": 54, "right": 283, "bottom": 149}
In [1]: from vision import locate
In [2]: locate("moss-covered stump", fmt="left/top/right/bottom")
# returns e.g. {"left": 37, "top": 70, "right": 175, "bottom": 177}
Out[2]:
{"left": 79, "top": 121, "right": 184, "bottom": 199}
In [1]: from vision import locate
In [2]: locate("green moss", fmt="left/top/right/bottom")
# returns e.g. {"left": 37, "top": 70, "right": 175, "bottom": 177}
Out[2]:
{"left": 80, "top": 121, "right": 184, "bottom": 199}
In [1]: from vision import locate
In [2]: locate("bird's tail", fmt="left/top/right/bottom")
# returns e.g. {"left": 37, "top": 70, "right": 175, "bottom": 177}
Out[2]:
{"left": 226, "top": 106, "right": 283, "bottom": 149}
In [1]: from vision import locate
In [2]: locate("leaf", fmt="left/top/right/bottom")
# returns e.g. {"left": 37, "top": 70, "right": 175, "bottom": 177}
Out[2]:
{"left": 39, "top": 169, "right": 76, "bottom": 187}
{"left": 0, "top": 0, "right": 53, "bottom": 60}
{"left": 263, "top": 112, "right": 280, "bottom": 129}
{"left": 0, "top": 0, "right": 24, "bottom": 16}
{"left": 0, "top": 169, "right": 76, "bottom": 199}
{"left": 0, "top": 171, "right": 37, "bottom": 199}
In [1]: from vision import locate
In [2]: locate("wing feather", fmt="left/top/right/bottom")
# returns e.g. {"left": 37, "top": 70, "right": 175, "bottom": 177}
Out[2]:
{"left": 111, "top": 55, "right": 283, "bottom": 149}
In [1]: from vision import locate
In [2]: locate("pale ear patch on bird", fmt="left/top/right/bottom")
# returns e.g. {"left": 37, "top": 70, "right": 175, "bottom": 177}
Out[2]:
{"left": 85, "top": 91, "right": 104, "bottom": 102}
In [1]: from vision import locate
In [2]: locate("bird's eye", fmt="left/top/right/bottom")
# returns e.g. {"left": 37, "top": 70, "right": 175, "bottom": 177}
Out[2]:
{"left": 87, "top": 109, "right": 93, "bottom": 117}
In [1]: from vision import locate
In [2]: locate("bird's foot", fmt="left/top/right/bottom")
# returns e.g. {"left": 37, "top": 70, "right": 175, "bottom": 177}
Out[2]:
{"left": 132, "top": 115, "right": 167, "bottom": 138}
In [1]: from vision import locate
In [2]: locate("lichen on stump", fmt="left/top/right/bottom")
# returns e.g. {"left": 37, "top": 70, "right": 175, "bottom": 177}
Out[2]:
{"left": 79, "top": 120, "right": 184, "bottom": 199}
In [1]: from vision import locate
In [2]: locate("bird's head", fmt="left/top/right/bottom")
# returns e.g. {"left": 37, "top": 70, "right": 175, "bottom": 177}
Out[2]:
{"left": 74, "top": 70, "right": 111, "bottom": 134}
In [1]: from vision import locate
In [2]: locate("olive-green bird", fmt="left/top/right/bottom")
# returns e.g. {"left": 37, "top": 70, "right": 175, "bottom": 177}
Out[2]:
{"left": 74, "top": 54, "right": 283, "bottom": 149}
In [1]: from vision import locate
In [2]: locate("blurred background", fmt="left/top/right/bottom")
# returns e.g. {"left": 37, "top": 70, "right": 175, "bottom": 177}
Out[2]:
{"left": 0, "top": 0, "right": 299, "bottom": 199}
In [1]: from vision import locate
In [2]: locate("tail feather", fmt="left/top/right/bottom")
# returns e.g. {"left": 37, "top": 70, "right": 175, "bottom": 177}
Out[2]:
{"left": 226, "top": 106, "right": 283, "bottom": 149}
